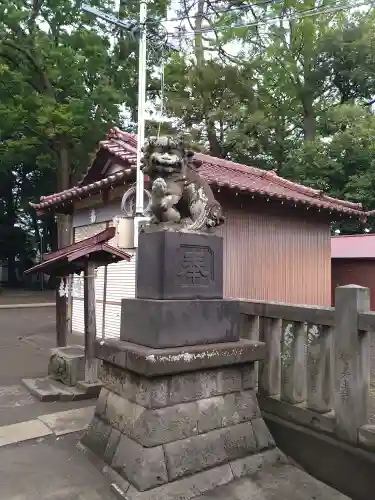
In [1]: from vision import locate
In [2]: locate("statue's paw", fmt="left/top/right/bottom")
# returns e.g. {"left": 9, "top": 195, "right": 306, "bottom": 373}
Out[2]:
{"left": 160, "top": 199, "right": 169, "bottom": 210}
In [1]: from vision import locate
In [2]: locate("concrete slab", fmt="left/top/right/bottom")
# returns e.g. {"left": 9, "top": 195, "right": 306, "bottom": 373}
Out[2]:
{"left": 39, "top": 406, "right": 95, "bottom": 436}
{"left": 0, "top": 433, "right": 117, "bottom": 500}
{"left": 22, "top": 376, "right": 94, "bottom": 402}
{"left": 195, "top": 463, "right": 349, "bottom": 500}
{"left": 0, "top": 419, "right": 52, "bottom": 448}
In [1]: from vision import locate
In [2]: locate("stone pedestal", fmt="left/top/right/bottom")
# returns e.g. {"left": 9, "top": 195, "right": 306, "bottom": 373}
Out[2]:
{"left": 136, "top": 231, "right": 223, "bottom": 300}
{"left": 48, "top": 345, "right": 85, "bottom": 386}
{"left": 121, "top": 231, "right": 241, "bottom": 348}
{"left": 81, "top": 339, "right": 284, "bottom": 499}
{"left": 82, "top": 231, "right": 283, "bottom": 498}
{"left": 120, "top": 299, "right": 240, "bottom": 348}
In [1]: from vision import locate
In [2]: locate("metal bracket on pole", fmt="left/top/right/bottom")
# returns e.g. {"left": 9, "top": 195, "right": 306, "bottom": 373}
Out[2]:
{"left": 81, "top": 4, "right": 137, "bottom": 32}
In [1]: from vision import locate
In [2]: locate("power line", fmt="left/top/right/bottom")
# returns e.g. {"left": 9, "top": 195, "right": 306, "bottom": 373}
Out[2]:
{"left": 165, "top": 0, "right": 373, "bottom": 38}
{"left": 165, "top": 0, "right": 281, "bottom": 22}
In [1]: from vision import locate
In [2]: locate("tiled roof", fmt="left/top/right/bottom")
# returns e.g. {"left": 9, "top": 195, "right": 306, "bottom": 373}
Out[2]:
{"left": 25, "top": 227, "right": 131, "bottom": 276}
{"left": 331, "top": 234, "right": 375, "bottom": 259}
{"left": 31, "top": 126, "right": 366, "bottom": 217}
{"left": 30, "top": 169, "right": 133, "bottom": 212}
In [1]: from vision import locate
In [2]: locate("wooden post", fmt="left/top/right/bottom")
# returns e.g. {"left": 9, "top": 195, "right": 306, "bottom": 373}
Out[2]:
{"left": 84, "top": 260, "right": 98, "bottom": 383}
{"left": 56, "top": 213, "right": 72, "bottom": 347}
{"left": 334, "top": 285, "right": 370, "bottom": 443}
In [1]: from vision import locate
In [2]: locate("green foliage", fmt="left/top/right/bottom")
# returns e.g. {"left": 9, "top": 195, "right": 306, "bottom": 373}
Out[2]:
{"left": 163, "top": 0, "right": 375, "bottom": 232}
{"left": 2, "top": 0, "right": 375, "bottom": 280}
{"left": 0, "top": 0, "right": 167, "bottom": 280}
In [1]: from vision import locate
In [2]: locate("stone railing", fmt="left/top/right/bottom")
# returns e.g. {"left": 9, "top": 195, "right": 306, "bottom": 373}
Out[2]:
{"left": 239, "top": 285, "right": 375, "bottom": 451}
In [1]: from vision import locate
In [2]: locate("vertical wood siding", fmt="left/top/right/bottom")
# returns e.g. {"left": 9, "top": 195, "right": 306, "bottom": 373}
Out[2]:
{"left": 220, "top": 206, "right": 331, "bottom": 306}
{"left": 72, "top": 218, "right": 136, "bottom": 338}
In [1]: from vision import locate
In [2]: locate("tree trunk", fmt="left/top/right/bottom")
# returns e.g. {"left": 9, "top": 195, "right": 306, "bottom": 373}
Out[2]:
{"left": 303, "top": 99, "right": 315, "bottom": 141}
{"left": 4, "top": 174, "right": 18, "bottom": 286}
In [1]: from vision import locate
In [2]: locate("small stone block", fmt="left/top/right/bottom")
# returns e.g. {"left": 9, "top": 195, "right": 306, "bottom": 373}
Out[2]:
{"left": 169, "top": 366, "right": 242, "bottom": 405}
{"left": 103, "top": 391, "right": 199, "bottom": 447}
{"left": 48, "top": 345, "right": 85, "bottom": 386}
{"left": 95, "top": 388, "right": 109, "bottom": 418}
{"left": 120, "top": 299, "right": 240, "bottom": 348}
{"left": 81, "top": 416, "right": 112, "bottom": 457}
{"left": 104, "top": 428, "right": 122, "bottom": 464}
{"left": 123, "top": 463, "right": 233, "bottom": 500}
{"left": 242, "top": 364, "right": 257, "bottom": 390}
{"left": 99, "top": 363, "right": 169, "bottom": 409}
{"left": 163, "top": 421, "right": 257, "bottom": 480}
{"left": 136, "top": 231, "right": 224, "bottom": 300}
{"left": 76, "top": 379, "right": 102, "bottom": 397}
{"left": 112, "top": 433, "right": 168, "bottom": 491}
{"left": 251, "top": 418, "right": 276, "bottom": 451}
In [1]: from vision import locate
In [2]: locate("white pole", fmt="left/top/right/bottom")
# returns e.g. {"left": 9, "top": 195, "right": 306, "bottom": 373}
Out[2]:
{"left": 135, "top": 0, "right": 147, "bottom": 216}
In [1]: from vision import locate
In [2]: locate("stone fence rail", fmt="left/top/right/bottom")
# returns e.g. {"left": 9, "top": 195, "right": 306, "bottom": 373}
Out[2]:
{"left": 239, "top": 285, "right": 375, "bottom": 452}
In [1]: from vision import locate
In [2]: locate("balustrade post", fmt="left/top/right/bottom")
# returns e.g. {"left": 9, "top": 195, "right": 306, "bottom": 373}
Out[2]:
{"left": 334, "top": 285, "right": 371, "bottom": 443}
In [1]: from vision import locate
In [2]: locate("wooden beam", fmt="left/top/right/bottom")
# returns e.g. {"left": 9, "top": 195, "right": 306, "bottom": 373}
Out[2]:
{"left": 84, "top": 260, "right": 98, "bottom": 383}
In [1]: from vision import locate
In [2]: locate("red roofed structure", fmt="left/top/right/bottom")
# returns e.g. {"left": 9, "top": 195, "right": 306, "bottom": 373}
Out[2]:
{"left": 331, "top": 234, "right": 375, "bottom": 309}
{"left": 31, "top": 127, "right": 365, "bottom": 217}
{"left": 31, "top": 127, "right": 369, "bottom": 339}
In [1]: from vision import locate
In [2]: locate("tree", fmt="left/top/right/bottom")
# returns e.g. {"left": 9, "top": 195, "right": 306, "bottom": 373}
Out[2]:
{"left": 0, "top": 0, "right": 167, "bottom": 341}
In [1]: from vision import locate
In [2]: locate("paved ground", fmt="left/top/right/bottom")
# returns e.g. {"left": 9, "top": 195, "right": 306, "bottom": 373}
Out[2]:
{"left": 0, "top": 288, "right": 55, "bottom": 305}
{"left": 0, "top": 293, "right": 366, "bottom": 499}
{"left": 0, "top": 306, "right": 90, "bottom": 426}
{"left": 0, "top": 431, "right": 349, "bottom": 500}
{"left": 196, "top": 464, "right": 349, "bottom": 500}
{"left": 0, "top": 432, "right": 117, "bottom": 500}
{"left": 0, "top": 301, "right": 115, "bottom": 499}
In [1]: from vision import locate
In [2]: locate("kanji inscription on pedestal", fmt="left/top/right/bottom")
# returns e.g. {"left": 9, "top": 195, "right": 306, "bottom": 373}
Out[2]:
{"left": 178, "top": 246, "right": 213, "bottom": 287}
{"left": 136, "top": 231, "right": 223, "bottom": 300}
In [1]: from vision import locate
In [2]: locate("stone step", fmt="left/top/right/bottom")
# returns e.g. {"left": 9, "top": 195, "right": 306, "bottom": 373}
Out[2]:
{"left": 22, "top": 376, "right": 96, "bottom": 402}
{"left": 194, "top": 464, "right": 349, "bottom": 500}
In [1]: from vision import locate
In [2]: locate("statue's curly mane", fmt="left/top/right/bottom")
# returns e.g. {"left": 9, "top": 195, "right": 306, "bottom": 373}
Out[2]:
{"left": 141, "top": 135, "right": 224, "bottom": 233}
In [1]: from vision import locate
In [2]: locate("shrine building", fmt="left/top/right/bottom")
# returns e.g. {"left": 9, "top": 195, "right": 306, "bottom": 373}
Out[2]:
{"left": 31, "top": 128, "right": 368, "bottom": 339}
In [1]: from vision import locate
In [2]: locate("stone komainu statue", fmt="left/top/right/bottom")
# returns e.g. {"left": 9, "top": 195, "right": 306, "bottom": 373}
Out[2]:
{"left": 141, "top": 136, "right": 225, "bottom": 232}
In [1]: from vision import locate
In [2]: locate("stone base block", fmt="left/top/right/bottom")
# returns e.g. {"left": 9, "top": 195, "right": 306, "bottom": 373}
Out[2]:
{"left": 95, "top": 338, "right": 266, "bottom": 377}
{"left": 48, "top": 345, "right": 85, "bottom": 386}
{"left": 136, "top": 231, "right": 224, "bottom": 300}
{"left": 82, "top": 349, "right": 279, "bottom": 498}
{"left": 120, "top": 299, "right": 240, "bottom": 348}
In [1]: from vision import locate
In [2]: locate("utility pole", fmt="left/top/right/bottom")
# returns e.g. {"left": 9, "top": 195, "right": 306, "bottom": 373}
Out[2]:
{"left": 82, "top": 2, "right": 149, "bottom": 245}
{"left": 135, "top": 0, "right": 147, "bottom": 217}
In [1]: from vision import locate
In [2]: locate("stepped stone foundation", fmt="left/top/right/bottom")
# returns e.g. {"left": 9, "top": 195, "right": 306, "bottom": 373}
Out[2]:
{"left": 81, "top": 339, "right": 284, "bottom": 499}
{"left": 81, "top": 231, "right": 284, "bottom": 499}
